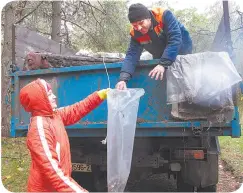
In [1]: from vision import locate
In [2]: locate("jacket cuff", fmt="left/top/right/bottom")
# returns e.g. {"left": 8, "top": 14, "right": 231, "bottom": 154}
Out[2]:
{"left": 118, "top": 72, "right": 132, "bottom": 82}
{"left": 159, "top": 58, "right": 173, "bottom": 67}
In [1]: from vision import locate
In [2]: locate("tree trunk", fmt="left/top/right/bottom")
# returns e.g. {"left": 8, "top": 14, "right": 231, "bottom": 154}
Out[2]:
{"left": 51, "top": 1, "right": 61, "bottom": 43}
{"left": 1, "top": 2, "right": 16, "bottom": 137}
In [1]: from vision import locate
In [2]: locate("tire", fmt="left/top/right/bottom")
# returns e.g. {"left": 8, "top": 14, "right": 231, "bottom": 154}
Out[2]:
{"left": 198, "top": 185, "right": 217, "bottom": 192}
{"left": 177, "top": 172, "right": 195, "bottom": 192}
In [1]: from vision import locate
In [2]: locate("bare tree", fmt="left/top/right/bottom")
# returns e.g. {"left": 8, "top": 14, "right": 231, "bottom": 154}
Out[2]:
{"left": 15, "top": 1, "right": 43, "bottom": 25}
{"left": 51, "top": 1, "right": 61, "bottom": 43}
{"left": 1, "top": 2, "right": 17, "bottom": 137}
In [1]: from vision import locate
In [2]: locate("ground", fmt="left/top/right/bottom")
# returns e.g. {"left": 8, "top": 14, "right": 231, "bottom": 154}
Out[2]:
{"left": 1, "top": 136, "right": 242, "bottom": 192}
{"left": 1, "top": 137, "right": 30, "bottom": 192}
{"left": 219, "top": 135, "right": 243, "bottom": 184}
{"left": 218, "top": 159, "right": 242, "bottom": 192}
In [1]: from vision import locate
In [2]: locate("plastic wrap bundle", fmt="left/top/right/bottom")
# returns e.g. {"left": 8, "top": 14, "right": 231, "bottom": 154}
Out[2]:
{"left": 167, "top": 52, "right": 242, "bottom": 105}
{"left": 107, "top": 88, "right": 145, "bottom": 192}
{"left": 167, "top": 52, "right": 242, "bottom": 123}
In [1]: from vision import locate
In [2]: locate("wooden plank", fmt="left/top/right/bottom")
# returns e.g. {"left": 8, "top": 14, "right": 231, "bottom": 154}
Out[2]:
{"left": 41, "top": 53, "right": 122, "bottom": 68}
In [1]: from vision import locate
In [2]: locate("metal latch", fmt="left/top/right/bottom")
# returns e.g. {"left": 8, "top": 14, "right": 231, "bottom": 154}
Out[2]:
{"left": 192, "top": 125, "right": 203, "bottom": 136}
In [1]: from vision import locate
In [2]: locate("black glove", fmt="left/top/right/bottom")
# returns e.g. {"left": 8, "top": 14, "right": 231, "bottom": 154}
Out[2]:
{"left": 118, "top": 72, "right": 132, "bottom": 82}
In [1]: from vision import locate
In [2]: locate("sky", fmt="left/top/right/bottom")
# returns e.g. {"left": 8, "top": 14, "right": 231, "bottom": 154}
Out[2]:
{"left": 128, "top": 0, "right": 243, "bottom": 13}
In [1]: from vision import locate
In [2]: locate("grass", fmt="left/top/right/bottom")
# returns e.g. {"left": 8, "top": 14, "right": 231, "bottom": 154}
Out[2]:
{"left": 218, "top": 95, "right": 243, "bottom": 182}
{"left": 1, "top": 137, "right": 30, "bottom": 192}
{"left": 219, "top": 134, "right": 243, "bottom": 181}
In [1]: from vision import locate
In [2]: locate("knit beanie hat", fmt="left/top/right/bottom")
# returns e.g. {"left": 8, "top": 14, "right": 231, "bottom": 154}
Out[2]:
{"left": 128, "top": 3, "right": 151, "bottom": 23}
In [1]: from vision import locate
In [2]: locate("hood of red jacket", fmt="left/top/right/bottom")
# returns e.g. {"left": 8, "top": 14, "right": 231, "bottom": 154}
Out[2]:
{"left": 19, "top": 79, "right": 53, "bottom": 116}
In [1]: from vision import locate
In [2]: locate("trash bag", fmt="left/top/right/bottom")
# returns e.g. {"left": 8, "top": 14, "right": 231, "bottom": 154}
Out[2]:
{"left": 107, "top": 88, "right": 145, "bottom": 192}
{"left": 167, "top": 52, "right": 242, "bottom": 106}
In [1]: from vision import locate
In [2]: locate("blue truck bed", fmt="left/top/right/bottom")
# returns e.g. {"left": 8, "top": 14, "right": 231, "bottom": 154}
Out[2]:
{"left": 10, "top": 60, "right": 241, "bottom": 138}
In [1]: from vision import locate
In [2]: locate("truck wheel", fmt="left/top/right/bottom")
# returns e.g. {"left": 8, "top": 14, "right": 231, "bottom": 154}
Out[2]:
{"left": 198, "top": 185, "right": 217, "bottom": 192}
{"left": 177, "top": 172, "right": 195, "bottom": 192}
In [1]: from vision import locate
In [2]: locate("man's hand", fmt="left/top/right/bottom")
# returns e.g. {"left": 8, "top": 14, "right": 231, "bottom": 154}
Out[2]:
{"left": 116, "top": 81, "right": 127, "bottom": 90}
{"left": 97, "top": 88, "right": 110, "bottom": 100}
{"left": 148, "top": 65, "right": 165, "bottom": 80}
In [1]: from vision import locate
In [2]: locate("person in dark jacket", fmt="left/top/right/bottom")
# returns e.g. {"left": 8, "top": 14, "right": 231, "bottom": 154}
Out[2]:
{"left": 116, "top": 3, "right": 193, "bottom": 90}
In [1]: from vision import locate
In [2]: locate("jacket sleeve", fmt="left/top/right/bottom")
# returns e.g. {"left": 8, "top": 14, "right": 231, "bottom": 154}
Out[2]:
{"left": 27, "top": 117, "right": 88, "bottom": 192}
{"left": 160, "top": 10, "right": 182, "bottom": 64}
{"left": 119, "top": 38, "right": 143, "bottom": 81}
{"left": 56, "top": 92, "right": 103, "bottom": 126}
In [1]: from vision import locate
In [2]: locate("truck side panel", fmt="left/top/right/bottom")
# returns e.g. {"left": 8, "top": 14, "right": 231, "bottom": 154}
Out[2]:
{"left": 10, "top": 61, "right": 241, "bottom": 137}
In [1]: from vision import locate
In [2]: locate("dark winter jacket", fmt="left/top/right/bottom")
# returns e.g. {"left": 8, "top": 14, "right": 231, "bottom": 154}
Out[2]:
{"left": 119, "top": 8, "right": 192, "bottom": 82}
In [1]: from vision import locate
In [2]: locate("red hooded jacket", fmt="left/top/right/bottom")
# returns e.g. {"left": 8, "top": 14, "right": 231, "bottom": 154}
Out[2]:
{"left": 19, "top": 79, "right": 103, "bottom": 192}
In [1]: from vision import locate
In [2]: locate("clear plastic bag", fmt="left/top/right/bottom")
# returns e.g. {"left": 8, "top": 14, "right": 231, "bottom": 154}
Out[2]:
{"left": 167, "top": 52, "right": 242, "bottom": 105}
{"left": 107, "top": 88, "right": 145, "bottom": 192}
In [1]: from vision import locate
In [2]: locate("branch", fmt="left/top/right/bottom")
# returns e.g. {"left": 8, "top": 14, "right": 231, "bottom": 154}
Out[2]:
{"left": 72, "top": 1, "right": 83, "bottom": 16}
{"left": 16, "top": 1, "right": 28, "bottom": 18}
{"left": 15, "top": 1, "right": 44, "bottom": 24}
{"left": 236, "top": 10, "right": 243, "bottom": 15}
{"left": 64, "top": 24, "right": 70, "bottom": 46}
{"left": 61, "top": 9, "right": 71, "bottom": 46}
{"left": 80, "top": 1, "right": 89, "bottom": 20}
{"left": 97, "top": 0, "right": 105, "bottom": 13}
{"left": 80, "top": 0, "right": 105, "bottom": 14}
{"left": 80, "top": 0, "right": 127, "bottom": 37}
{"left": 193, "top": 32, "right": 215, "bottom": 36}
{"left": 191, "top": 28, "right": 215, "bottom": 36}
{"left": 231, "top": 26, "right": 243, "bottom": 32}
{"left": 87, "top": 1, "right": 103, "bottom": 30}
{"left": 61, "top": 17, "right": 106, "bottom": 49}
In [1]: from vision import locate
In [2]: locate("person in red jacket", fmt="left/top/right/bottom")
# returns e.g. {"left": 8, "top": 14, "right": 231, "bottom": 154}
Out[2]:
{"left": 19, "top": 78, "right": 109, "bottom": 192}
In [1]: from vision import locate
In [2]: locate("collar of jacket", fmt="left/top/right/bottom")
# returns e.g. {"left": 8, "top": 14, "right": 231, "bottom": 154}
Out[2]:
{"left": 149, "top": 11, "right": 155, "bottom": 31}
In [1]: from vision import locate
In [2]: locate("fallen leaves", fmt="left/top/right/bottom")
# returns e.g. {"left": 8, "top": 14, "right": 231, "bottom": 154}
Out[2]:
{"left": 2, "top": 175, "right": 12, "bottom": 180}
{"left": 17, "top": 167, "right": 24, "bottom": 172}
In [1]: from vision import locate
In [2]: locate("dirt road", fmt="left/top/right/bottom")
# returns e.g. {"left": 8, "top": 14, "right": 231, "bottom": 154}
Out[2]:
{"left": 217, "top": 160, "right": 242, "bottom": 192}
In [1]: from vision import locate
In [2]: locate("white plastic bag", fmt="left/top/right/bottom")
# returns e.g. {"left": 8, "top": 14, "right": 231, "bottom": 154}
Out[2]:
{"left": 140, "top": 51, "right": 153, "bottom": 60}
{"left": 107, "top": 88, "right": 145, "bottom": 192}
{"left": 167, "top": 52, "right": 242, "bottom": 105}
